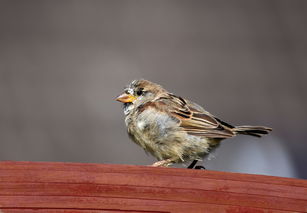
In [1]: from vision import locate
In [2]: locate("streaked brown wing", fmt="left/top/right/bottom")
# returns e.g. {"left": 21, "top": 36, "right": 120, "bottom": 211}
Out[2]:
{"left": 157, "top": 94, "right": 235, "bottom": 139}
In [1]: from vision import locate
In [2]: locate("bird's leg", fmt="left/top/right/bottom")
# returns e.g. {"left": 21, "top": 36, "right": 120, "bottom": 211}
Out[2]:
{"left": 151, "top": 159, "right": 174, "bottom": 167}
{"left": 187, "top": 160, "right": 206, "bottom": 170}
{"left": 187, "top": 160, "right": 198, "bottom": 169}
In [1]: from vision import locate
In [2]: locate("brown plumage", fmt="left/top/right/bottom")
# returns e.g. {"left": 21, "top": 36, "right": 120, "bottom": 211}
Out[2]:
{"left": 116, "top": 79, "right": 272, "bottom": 167}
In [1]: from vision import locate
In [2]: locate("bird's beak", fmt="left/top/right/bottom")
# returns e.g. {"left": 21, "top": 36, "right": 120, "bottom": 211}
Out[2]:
{"left": 116, "top": 93, "right": 136, "bottom": 103}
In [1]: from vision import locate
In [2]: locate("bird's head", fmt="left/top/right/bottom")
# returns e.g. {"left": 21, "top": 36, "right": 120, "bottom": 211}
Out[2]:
{"left": 116, "top": 79, "right": 166, "bottom": 115}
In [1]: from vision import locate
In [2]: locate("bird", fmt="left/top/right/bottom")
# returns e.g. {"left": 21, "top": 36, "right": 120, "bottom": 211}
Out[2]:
{"left": 116, "top": 79, "right": 272, "bottom": 168}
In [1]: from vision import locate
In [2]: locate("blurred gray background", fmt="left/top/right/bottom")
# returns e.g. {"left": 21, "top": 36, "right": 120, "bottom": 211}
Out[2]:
{"left": 0, "top": 0, "right": 306, "bottom": 178}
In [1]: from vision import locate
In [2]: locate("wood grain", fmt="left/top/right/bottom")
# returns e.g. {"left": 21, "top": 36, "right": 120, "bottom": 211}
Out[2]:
{"left": 0, "top": 161, "right": 306, "bottom": 212}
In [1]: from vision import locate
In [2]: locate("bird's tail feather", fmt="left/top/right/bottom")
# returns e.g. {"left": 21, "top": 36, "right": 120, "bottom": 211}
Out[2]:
{"left": 234, "top": 125, "right": 272, "bottom": 137}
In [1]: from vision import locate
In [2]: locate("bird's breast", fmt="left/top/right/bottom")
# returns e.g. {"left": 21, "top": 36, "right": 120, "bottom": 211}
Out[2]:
{"left": 126, "top": 108, "right": 180, "bottom": 155}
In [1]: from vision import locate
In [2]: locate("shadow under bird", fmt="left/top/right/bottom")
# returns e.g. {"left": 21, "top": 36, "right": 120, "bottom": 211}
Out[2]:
{"left": 116, "top": 79, "right": 272, "bottom": 169}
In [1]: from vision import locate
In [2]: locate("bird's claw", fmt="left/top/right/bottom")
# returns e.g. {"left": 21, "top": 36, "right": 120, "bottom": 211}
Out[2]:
{"left": 187, "top": 160, "right": 206, "bottom": 170}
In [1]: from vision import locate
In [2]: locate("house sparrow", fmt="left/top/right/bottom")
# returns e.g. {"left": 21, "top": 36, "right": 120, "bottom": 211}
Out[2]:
{"left": 116, "top": 79, "right": 272, "bottom": 168}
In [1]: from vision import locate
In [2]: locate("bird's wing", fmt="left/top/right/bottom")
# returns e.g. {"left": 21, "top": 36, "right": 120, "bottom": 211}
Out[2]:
{"left": 155, "top": 94, "right": 235, "bottom": 138}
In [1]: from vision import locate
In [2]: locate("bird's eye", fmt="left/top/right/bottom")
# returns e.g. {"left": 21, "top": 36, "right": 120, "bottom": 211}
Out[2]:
{"left": 136, "top": 89, "right": 144, "bottom": 96}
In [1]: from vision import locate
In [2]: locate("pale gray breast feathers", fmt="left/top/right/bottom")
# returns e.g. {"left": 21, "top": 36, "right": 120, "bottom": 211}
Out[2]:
{"left": 136, "top": 108, "right": 179, "bottom": 136}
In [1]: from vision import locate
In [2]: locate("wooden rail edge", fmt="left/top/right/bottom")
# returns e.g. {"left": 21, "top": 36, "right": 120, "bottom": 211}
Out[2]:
{"left": 0, "top": 161, "right": 306, "bottom": 213}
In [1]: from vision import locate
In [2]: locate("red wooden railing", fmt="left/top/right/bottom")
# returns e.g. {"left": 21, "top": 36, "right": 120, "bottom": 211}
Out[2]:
{"left": 0, "top": 161, "right": 306, "bottom": 212}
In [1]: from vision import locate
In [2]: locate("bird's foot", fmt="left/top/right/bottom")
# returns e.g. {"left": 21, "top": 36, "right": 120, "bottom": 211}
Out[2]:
{"left": 194, "top": 165, "right": 206, "bottom": 170}
{"left": 187, "top": 160, "right": 206, "bottom": 170}
{"left": 187, "top": 160, "right": 198, "bottom": 169}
